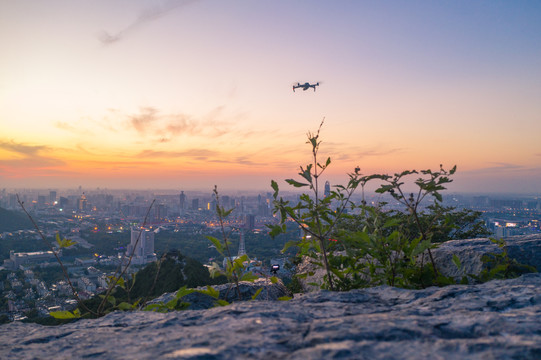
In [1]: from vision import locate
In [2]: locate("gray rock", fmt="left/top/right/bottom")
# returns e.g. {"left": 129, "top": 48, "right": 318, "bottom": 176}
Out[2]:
{"left": 298, "top": 235, "right": 541, "bottom": 290}
{"left": 149, "top": 278, "right": 292, "bottom": 310}
{"left": 432, "top": 234, "right": 541, "bottom": 280}
{"left": 2, "top": 274, "right": 541, "bottom": 359}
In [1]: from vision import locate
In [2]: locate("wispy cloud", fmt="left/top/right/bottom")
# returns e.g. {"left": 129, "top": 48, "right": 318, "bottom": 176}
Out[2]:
{"left": 332, "top": 146, "right": 404, "bottom": 161}
{"left": 136, "top": 149, "right": 219, "bottom": 159}
{"left": 464, "top": 162, "right": 525, "bottom": 174}
{"left": 97, "top": 0, "right": 199, "bottom": 45}
{"left": 129, "top": 107, "right": 160, "bottom": 134}
{"left": 126, "top": 106, "right": 233, "bottom": 142}
{"left": 0, "top": 140, "right": 64, "bottom": 167}
{"left": 0, "top": 140, "right": 67, "bottom": 178}
{"left": 208, "top": 156, "right": 264, "bottom": 167}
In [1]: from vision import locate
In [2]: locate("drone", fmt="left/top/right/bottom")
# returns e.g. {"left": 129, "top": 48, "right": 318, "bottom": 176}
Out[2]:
{"left": 293, "top": 82, "right": 319, "bottom": 92}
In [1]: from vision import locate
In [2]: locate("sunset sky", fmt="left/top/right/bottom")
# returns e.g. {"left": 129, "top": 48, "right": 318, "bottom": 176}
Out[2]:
{"left": 1, "top": 1, "right": 540, "bottom": 193}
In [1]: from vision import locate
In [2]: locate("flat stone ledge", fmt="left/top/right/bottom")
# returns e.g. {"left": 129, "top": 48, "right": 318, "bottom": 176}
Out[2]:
{"left": 1, "top": 273, "right": 540, "bottom": 359}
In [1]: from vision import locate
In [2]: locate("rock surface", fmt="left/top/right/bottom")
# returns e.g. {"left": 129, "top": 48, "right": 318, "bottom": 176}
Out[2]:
{"left": 149, "top": 278, "right": 292, "bottom": 310}
{"left": 432, "top": 234, "right": 541, "bottom": 279}
{"left": 2, "top": 273, "right": 541, "bottom": 359}
{"left": 298, "top": 234, "right": 541, "bottom": 290}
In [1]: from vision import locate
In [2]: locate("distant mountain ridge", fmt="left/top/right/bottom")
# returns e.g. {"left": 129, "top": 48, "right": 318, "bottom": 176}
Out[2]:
{"left": 0, "top": 207, "right": 32, "bottom": 232}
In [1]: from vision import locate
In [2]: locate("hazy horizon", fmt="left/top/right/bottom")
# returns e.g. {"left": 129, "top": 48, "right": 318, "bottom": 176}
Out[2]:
{"left": 1, "top": 1, "right": 540, "bottom": 194}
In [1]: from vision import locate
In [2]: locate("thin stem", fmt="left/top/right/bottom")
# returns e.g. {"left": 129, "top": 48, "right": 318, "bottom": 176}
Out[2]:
{"left": 214, "top": 187, "right": 242, "bottom": 300}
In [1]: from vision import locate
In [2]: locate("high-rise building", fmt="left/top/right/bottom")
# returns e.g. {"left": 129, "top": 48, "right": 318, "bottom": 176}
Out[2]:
{"left": 127, "top": 227, "right": 156, "bottom": 265}
{"left": 324, "top": 181, "right": 331, "bottom": 198}
{"left": 179, "top": 191, "right": 186, "bottom": 212}
{"left": 78, "top": 194, "right": 87, "bottom": 212}
{"left": 245, "top": 214, "right": 255, "bottom": 231}
{"left": 154, "top": 204, "right": 167, "bottom": 222}
{"left": 37, "top": 195, "right": 46, "bottom": 209}
{"left": 49, "top": 191, "right": 57, "bottom": 204}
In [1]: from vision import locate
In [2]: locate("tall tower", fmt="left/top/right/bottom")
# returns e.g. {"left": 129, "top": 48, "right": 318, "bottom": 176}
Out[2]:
{"left": 324, "top": 181, "right": 331, "bottom": 197}
{"left": 237, "top": 231, "right": 246, "bottom": 257}
{"left": 179, "top": 191, "right": 186, "bottom": 212}
{"left": 78, "top": 193, "right": 87, "bottom": 212}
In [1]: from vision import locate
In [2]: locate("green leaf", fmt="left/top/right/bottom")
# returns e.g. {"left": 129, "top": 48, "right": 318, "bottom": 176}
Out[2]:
{"left": 285, "top": 179, "right": 309, "bottom": 188}
{"left": 197, "top": 285, "right": 220, "bottom": 299}
{"left": 278, "top": 296, "right": 292, "bottom": 301}
{"left": 251, "top": 288, "right": 263, "bottom": 300}
{"left": 165, "top": 298, "right": 179, "bottom": 309}
{"left": 271, "top": 179, "right": 279, "bottom": 196}
{"left": 206, "top": 236, "right": 224, "bottom": 253}
{"left": 107, "top": 275, "right": 125, "bottom": 289}
{"left": 117, "top": 302, "right": 134, "bottom": 311}
{"left": 215, "top": 299, "right": 229, "bottom": 307}
{"left": 267, "top": 224, "right": 284, "bottom": 239}
{"left": 240, "top": 272, "right": 259, "bottom": 282}
{"left": 107, "top": 295, "right": 116, "bottom": 306}
{"left": 49, "top": 310, "right": 80, "bottom": 319}
{"left": 55, "top": 233, "right": 76, "bottom": 248}
{"left": 452, "top": 254, "right": 461, "bottom": 269}
{"left": 270, "top": 276, "right": 278, "bottom": 284}
{"left": 142, "top": 304, "right": 161, "bottom": 312}
{"left": 281, "top": 240, "right": 299, "bottom": 253}
{"left": 222, "top": 208, "right": 234, "bottom": 218}
{"left": 208, "top": 262, "right": 224, "bottom": 278}
{"left": 175, "top": 286, "right": 195, "bottom": 299}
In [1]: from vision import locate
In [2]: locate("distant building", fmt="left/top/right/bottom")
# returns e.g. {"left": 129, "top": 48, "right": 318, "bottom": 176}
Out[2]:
{"left": 3, "top": 250, "right": 61, "bottom": 270}
{"left": 179, "top": 191, "right": 186, "bottom": 213}
{"left": 74, "top": 258, "right": 97, "bottom": 266}
{"left": 49, "top": 191, "right": 57, "bottom": 204}
{"left": 126, "top": 227, "right": 156, "bottom": 265}
{"left": 37, "top": 195, "right": 46, "bottom": 209}
{"left": 78, "top": 194, "right": 88, "bottom": 212}
{"left": 245, "top": 214, "right": 255, "bottom": 231}
{"left": 324, "top": 181, "right": 331, "bottom": 198}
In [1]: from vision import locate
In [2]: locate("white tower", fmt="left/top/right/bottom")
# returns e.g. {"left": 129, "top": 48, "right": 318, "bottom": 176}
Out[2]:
{"left": 237, "top": 231, "right": 246, "bottom": 257}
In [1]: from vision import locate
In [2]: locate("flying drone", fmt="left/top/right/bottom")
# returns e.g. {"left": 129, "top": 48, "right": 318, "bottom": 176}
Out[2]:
{"left": 292, "top": 82, "right": 319, "bottom": 92}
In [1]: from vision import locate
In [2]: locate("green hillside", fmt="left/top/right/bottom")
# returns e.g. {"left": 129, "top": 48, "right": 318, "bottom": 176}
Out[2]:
{"left": 0, "top": 207, "right": 32, "bottom": 232}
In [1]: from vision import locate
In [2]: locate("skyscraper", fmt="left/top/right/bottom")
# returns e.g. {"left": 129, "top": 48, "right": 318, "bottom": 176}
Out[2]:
{"left": 49, "top": 191, "right": 57, "bottom": 204}
{"left": 324, "top": 181, "right": 331, "bottom": 198}
{"left": 127, "top": 227, "right": 156, "bottom": 265}
{"left": 179, "top": 191, "right": 186, "bottom": 213}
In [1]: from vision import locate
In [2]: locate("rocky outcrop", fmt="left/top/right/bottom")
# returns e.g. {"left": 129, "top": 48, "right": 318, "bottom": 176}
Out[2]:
{"left": 432, "top": 234, "right": 541, "bottom": 280}
{"left": 298, "top": 234, "right": 541, "bottom": 291}
{"left": 2, "top": 273, "right": 540, "bottom": 359}
{"left": 149, "top": 278, "right": 292, "bottom": 310}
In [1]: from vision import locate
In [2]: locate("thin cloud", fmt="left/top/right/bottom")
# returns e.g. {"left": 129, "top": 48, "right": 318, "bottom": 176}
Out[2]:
{"left": 126, "top": 106, "right": 234, "bottom": 142}
{"left": 54, "top": 121, "right": 78, "bottom": 132}
{"left": 165, "top": 115, "right": 199, "bottom": 136}
{"left": 208, "top": 156, "right": 264, "bottom": 167}
{"left": 335, "top": 147, "right": 404, "bottom": 161}
{"left": 97, "top": 0, "right": 199, "bottom": 45}
{"left": 463, "top": 162, "right": 525, "bottom": 174}
{"left": 0, "top": 140, "right": 47, "bottom": 157}
{"left": 129, "top": 107, "right": 159, "bottom": 134}
{"left": 136, "top": 149, "right": 218, "bottom": 158}
{"left": 0, "top": 140, "right": 66, "bottom": 171}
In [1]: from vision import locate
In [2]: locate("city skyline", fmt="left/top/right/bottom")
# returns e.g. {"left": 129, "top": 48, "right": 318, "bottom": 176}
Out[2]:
{"left": 1, "top": 1, "right": 540, "bottom": 193}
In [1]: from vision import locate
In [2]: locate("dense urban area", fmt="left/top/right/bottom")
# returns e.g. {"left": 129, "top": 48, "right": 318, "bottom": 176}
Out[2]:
{"left": 1, "top": 187, "right": 540, "bottom": 323}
